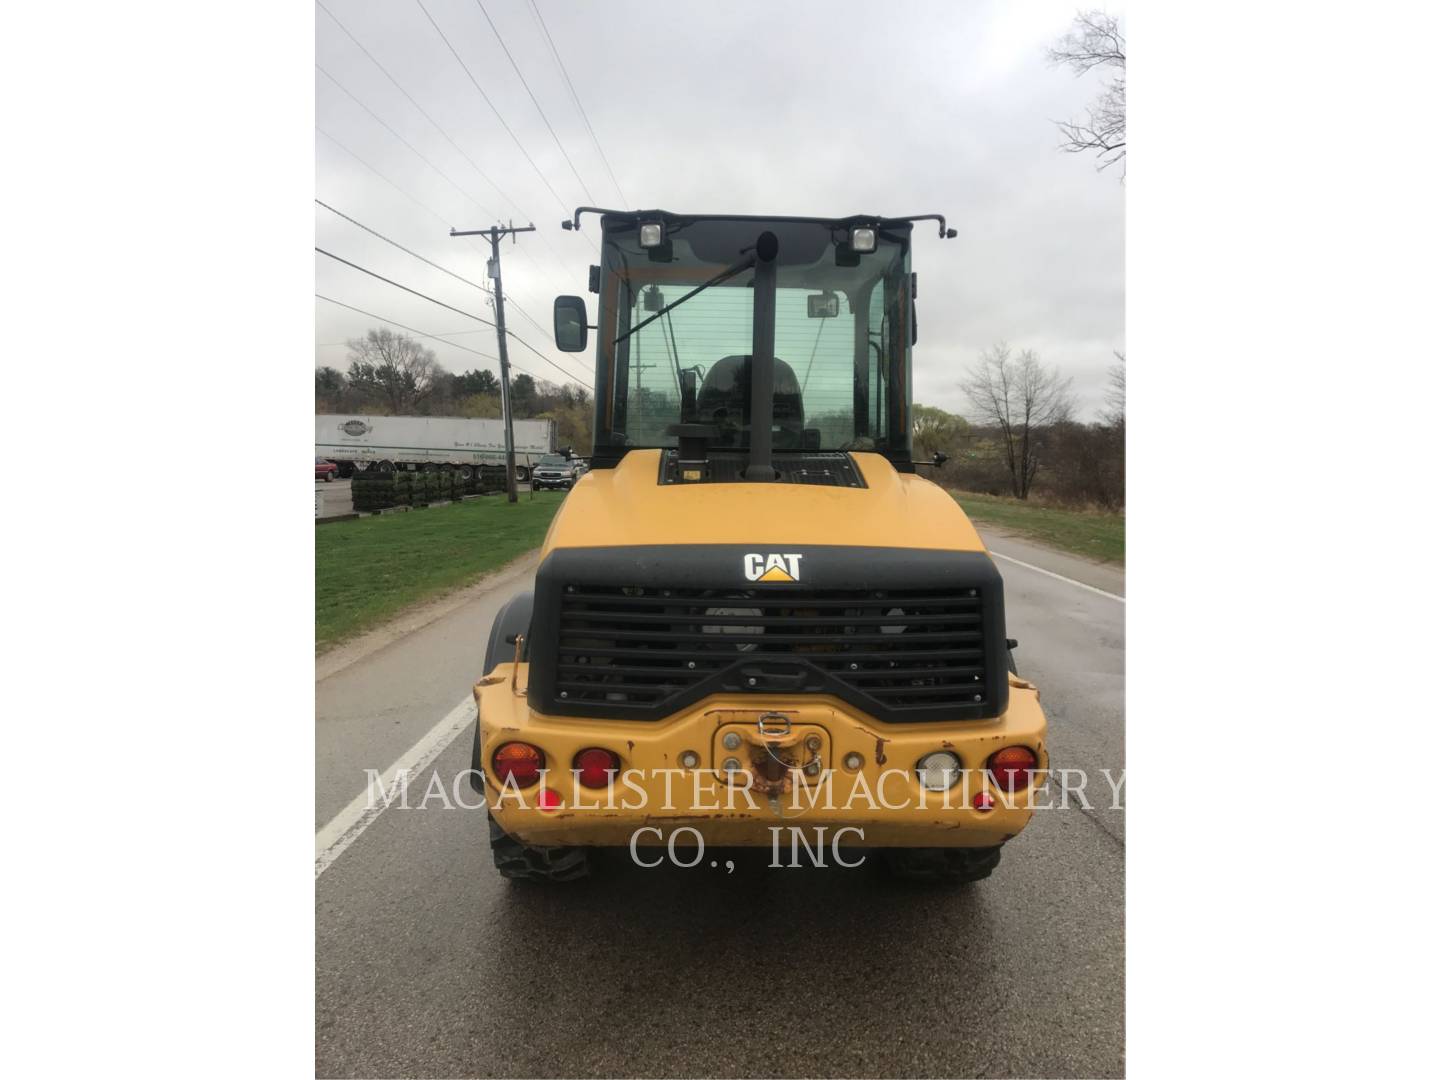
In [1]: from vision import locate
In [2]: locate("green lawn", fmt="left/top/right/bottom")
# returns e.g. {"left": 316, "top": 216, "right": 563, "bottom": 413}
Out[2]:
{"left": 947, "top": 490, "right": 1125, "bottom": 564}
{"left": 316, "top": 493, "right": 565, "bottom": 650}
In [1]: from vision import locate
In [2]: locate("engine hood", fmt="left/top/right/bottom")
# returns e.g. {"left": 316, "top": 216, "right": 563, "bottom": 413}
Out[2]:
{"left": 539, "top": 450, "right": 987, "bottom": 556}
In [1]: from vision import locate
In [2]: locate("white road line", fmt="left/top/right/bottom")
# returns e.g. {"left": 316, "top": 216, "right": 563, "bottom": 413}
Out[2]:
{"left": 315, "top": 695, "right": 476, "bottom": 878}
{"left": 989, "top": 549, "right": 1126, "bottom": 603}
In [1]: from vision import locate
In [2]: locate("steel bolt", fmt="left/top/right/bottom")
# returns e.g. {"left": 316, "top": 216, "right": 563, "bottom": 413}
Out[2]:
{"left": 805, "top": 734, "right": 822, "bottom": 752}
{"left": 723, "top": 756, "right": 742, "bottom": 774}
{"left": 687, "top": 661, "right": 696, "bottom": 670}
{"left": 723, "top": 732, "right": 741, "bottom": 750}
{"left": 559, "top": 691, "right": 568, "bottom": 699}
{"left": 747, "top": 677, "right": 757, "bottom": 687}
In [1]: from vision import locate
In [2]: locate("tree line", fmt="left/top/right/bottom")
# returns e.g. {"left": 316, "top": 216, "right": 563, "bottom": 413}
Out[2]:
{"left": 316, "top": 329, "right": 1123, "bottom": 508}
{"left": 315, "top": 328, "right": 594, "bottom": 453}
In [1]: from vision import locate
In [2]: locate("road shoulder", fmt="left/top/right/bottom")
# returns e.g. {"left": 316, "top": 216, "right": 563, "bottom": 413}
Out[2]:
{"left": 978, "top": 527, "right": 1126, "bottom": 597}
{"left": 316, "top": 550, "right": 539, "bottom": 682}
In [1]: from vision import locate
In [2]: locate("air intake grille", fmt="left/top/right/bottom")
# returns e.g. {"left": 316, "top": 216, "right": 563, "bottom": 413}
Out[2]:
{"left": 553, "top": 585, "right": 989, "bottom": 717}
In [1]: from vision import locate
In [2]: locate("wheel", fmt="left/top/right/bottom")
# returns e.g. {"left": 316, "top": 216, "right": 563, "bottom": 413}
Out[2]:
{"left": 488, "top": 812, "right": 593, "bottom": 882}
{"left": 880, "top": 845, "right": 1003, "bottom": 883}
{"left": 514, "top": 466, "right": 530, "bottom": 483}
{"left": 458, "top": 465, "right": 474, "bottom": 482}
{"left": 376, "top": 460, "right": 394, "bottom": 473}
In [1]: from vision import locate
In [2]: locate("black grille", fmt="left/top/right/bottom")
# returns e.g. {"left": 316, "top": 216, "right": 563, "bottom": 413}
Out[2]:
{"left": 554, "top": 585, "right": 989, "bottom": 716}
{"left": 528, "top": 546, "right": 1009, "bottom": 724}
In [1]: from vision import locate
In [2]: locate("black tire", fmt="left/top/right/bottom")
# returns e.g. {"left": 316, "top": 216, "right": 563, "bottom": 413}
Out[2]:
{"left": 376, "top": 460, "right": 394, "bottom": 473}
{"left": 881, "top": 845, "right": 1003, "bottom": 884}
{"left": 484, "top": 591, "right": 534, "bottom": 675}
{"left": 488, "top": 812, "right": 593, "bottom": 882}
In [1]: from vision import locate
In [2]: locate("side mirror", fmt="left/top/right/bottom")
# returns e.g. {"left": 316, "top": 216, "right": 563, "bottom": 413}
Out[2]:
{"left": 553, "top": 295, "right": 588, "bottom": 352}
{"left": 931, "top": 451, "right": 948, "bottom": 467}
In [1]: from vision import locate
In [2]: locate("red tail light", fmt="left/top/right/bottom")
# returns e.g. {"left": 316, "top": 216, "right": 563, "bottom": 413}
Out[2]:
{"left": 573, "top": 747, "right": 620, "bottom": 789}
{"left": 493, "top": 742, "right": 544, "bottom": 788}
{"left": 988, "top": 746, "right": 1038, "bottom": 792}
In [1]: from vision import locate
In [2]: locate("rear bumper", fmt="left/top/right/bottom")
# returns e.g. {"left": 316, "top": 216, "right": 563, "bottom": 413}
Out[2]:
{"left": 474, "top": 670, "right": 1047, "bottom": 848}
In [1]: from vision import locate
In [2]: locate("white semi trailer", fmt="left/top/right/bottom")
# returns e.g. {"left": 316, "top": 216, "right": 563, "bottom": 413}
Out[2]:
{"left": 314, "top": 414, "right": 557, "bottom": 482}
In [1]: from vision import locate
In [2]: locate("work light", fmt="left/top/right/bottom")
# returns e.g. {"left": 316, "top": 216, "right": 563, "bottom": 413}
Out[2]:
{"left": 850, "top": 226, "right": 877, "bottom": 253}
{"left": 916, "top": 750, "right": 962, "bottom": 791}
{"left": 638, "top": 222, "right": 664, "bottom": 248}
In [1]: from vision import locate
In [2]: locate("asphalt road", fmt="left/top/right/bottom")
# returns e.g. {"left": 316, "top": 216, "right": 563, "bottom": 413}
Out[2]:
{"left": 315, "top": 530, "right": 1125, "bottom": 1078}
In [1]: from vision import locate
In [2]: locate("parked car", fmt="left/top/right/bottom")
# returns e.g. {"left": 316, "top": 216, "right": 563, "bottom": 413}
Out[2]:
{"left": 315, "top": 457, "right": 339, "bottom": 482}
{"left": 531, "top": 454, "right": 579, "bottom": 490}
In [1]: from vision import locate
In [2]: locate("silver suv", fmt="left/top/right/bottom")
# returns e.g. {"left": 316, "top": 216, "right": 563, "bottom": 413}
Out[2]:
{"left": 531, "top": 454, "right": 578, "bottom": 491}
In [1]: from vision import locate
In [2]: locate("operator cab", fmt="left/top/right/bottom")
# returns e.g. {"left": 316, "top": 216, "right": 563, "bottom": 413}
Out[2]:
{"left": 553, "top": 209, "right": 954, "bottom": 480}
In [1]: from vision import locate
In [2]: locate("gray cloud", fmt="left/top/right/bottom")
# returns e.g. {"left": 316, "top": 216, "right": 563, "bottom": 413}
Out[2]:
{"left": 316, "top": 0, "right": 1124, "bottom": 419}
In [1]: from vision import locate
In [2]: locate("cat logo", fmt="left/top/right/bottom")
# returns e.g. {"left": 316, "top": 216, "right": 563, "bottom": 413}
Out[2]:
{"left": 743, "top": 553, "right": 803, "bottom": 583}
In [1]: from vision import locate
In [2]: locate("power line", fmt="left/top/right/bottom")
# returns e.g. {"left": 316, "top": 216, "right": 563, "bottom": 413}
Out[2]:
{"left": 315, "top": 294, "right": 502, "bottom": 367}
{"left": 527, "top": 0, "right": 629, "bottom": 207}
{"left": 315, "top": 247, "right": 593, "bottom": 389}
{"left": 318, "top": 0, "right": 518, "bottom": 221}
{"left": 315, "top": 125, "right": 564, "bottom": 309}
{"left": 414, "top": 0, "right": 568, "bottom": 216}
{"left": 317, "top": 126, "right": 462, "bottom": 236}
{"left": 316, "top": 63, "right": 499, "bottom": 222}
{"left": 316, "top": 198, "right": 490, "bottom": 294}
{"left": 474, "top": 0, "right": 596, "bottom": 206}
{"left": 314, "top": 0, "right": 574, "bottom": 291}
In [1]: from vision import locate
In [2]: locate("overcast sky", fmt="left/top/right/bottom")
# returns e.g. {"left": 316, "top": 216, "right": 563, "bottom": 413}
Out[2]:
{"left": 315, "top": 0, "right": 1124, "bottom": 420}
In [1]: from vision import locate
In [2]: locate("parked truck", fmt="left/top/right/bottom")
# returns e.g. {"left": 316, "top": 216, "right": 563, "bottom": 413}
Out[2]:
{"left": 314, "top": 414, "right": 557, "bottom": 482}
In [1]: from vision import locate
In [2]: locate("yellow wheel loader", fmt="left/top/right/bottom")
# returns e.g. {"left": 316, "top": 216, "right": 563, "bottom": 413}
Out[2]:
{"left": 470, "top": 209, "right": 1047, "bottom": 883}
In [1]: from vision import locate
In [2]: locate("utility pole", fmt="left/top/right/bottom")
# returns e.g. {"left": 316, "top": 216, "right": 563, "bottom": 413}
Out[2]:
{"left": 449, "top": 221, "right": 536, "bottom": 503}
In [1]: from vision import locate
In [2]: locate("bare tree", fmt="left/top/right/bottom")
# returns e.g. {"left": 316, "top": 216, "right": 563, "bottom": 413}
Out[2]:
{"left": 1103, "top": 351, "right": 1125, "bottom": 430}
{"left": 344, "top": 328, "right": 441, "bottom": 414}
{"left": 1049, "top": 10, "right": 1126, "bottom": 176}
{"left": 961, "top": 344, "right": 1074, "bottom": 499}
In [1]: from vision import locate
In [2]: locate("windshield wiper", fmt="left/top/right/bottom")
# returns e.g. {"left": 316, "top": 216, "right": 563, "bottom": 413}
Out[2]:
{"left": 612, "top": 252, "right": 756, "bottom": 345}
